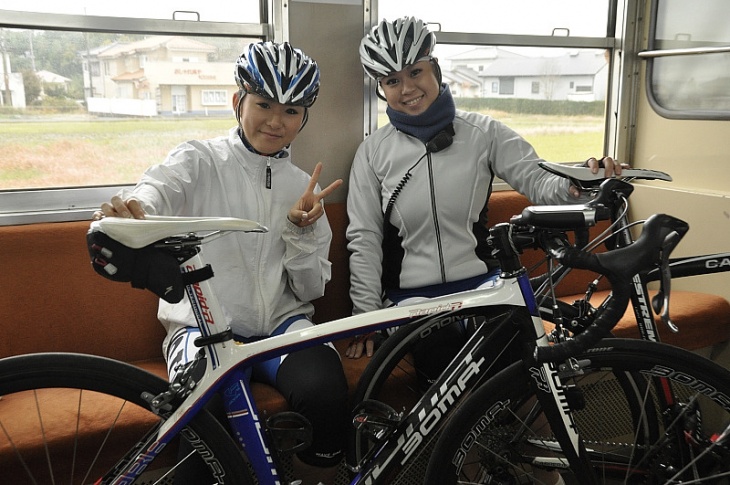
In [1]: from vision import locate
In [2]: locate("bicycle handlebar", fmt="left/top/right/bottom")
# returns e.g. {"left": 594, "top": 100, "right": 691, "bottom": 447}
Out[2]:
{"left": 532, "top": 212, "right": 689, "bottom": 362}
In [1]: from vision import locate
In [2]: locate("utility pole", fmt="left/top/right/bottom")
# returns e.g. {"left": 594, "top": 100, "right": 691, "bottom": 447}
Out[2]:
{"left": 1, "top": 29, "right": 12, "bottom": 107}
{"left": 28, "top": 30, "right": 36, "bottom": 72}
{"left": 84, "top": 31, "right": 94, "bottom": 99}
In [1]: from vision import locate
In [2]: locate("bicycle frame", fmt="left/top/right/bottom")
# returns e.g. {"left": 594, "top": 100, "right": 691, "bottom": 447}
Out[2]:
{"left": 104, "top": 229, "right": 592, "bottom": 485}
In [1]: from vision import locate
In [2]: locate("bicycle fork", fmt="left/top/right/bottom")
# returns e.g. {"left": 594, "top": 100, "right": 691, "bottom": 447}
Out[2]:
{"left": 527, "top": 357, "right": 599, "bottom": 484}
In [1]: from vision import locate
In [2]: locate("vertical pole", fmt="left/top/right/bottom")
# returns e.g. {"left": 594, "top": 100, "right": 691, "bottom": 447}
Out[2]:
{"left": 1, "top": 30, "right": 12, "bottom": 107}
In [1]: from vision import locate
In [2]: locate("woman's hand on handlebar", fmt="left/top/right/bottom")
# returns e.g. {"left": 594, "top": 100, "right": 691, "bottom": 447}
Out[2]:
{"left": 568, "top": 156, "right": 631, "bottom": 197}
{"left": 93, "top": 196, "right": 146, "bottom": 220}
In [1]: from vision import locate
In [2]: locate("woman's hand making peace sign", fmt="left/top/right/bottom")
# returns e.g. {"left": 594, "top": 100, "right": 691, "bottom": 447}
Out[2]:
{"left": 287, "top": 162, "right": 343, "bottom": 227}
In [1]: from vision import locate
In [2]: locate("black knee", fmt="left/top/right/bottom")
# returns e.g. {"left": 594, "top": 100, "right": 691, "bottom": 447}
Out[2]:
{"left": 276, "top": 344, "right": 349, "bottom": 467}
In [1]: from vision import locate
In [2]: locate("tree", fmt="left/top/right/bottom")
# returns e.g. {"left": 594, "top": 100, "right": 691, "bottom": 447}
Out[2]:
{"left": 21, "top": 69, "right": 41, "bottom": 104}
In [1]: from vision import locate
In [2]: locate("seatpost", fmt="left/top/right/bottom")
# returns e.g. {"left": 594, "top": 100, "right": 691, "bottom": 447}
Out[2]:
{"left": 181, "top": 251, "right": 234, "bottom": 370}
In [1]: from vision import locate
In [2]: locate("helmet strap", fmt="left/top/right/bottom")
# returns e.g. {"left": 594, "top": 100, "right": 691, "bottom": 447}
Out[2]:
{"left": 430, "top": 58, "right": 443, "bottom": 86}
{"left": 299, "top": 109, "right": 310, "bottom": 132}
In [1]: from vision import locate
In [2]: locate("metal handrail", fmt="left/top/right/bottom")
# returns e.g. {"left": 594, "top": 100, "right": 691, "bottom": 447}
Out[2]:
{"left": 639, "top": 45, "right": 730, "bottom": 58}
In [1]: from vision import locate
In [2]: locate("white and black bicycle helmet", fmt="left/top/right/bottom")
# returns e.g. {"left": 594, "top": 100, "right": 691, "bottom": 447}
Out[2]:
{"left": 235, "top": 41, "right": 320, "bottom": 108}
{"left": 360, "top": 16, "right": 437, "bottom": 80}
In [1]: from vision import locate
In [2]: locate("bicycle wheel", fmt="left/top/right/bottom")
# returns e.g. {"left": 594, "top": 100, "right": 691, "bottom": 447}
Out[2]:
{"left": 425, "top": 338, "right": 730, "bottom": 485}
{"left": 0, "top": 352, "right": 254, "bottom": 485}
{"left": 348, "top": 308, "right": 521, "bottom": 482}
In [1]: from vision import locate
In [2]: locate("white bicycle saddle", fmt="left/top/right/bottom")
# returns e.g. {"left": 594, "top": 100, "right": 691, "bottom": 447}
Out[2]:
{"left": 90, "top": 215, "right": 268, "bottom": 249}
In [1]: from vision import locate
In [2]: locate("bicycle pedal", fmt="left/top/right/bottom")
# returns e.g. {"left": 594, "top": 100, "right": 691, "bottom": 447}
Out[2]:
{"left": 352, "top": 399, "right": 402, "bottom": 442}
{"left": 266, "top": 412, "right": 313, "bottom": 454}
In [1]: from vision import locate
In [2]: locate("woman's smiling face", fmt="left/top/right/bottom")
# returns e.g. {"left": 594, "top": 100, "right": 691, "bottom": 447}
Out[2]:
{"left": 234, "top": 92, "right": 305, "bottom": 155}
{"left": 379, "top": 59, "right": 440, "bottom": 116}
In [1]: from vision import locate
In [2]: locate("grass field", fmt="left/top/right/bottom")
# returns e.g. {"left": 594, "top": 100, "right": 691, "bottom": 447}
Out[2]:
{"left": 0, "top": 113, "right": 602, "bottom": 190}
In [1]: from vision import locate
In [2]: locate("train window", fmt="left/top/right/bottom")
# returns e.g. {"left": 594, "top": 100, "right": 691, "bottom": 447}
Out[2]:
{"left": 0, "top": 30, "right": 254, "bottom": 191}
{"left": 0, "top": 7, "right": 265, "bottom": 223}
{"left": 373, "top": 1, "right": 613, "bottom": 162}
{"left": 644, "top": 0, "right": 730, "bottom": 119}
{"left": 372, "top": 45, "right": 609, "bottom": 163}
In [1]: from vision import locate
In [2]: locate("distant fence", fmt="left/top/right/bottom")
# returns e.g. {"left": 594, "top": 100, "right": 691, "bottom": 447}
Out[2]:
{"left": 454, "top": 97, "right": 604, "bottom": 116}
{"left": 87, "top": 97, "right": 157, "bottom": 117}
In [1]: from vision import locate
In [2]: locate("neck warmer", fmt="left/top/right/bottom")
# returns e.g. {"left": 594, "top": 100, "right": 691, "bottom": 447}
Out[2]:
{"left": 386, "top": 84, "right": 456, "bottom": 144}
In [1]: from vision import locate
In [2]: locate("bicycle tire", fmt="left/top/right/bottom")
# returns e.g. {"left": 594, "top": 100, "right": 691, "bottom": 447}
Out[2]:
{"left": 348, "top": 308, "right": 522, "bottom": 483}
{"left": 424, "top": 338, "right": 730, "bottom": 484}
{"left": 0, "top": 352, "right": 254, "bottom": 485}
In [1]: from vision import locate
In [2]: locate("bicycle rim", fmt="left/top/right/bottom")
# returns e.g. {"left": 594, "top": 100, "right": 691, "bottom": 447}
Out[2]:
{"left": 425, "top": 338, "right": 730, "bottom": 484}
{"left": 0, "top": 352, "right": 253, "bottom": 485}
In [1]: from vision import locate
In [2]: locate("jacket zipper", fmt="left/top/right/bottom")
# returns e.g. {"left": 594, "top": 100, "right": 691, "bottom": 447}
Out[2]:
{"left": 265, "top": 158, "right": 272, "bottom": 189}
{"left": 427, "top": 154, "right": 446, "bottom": 283}
{"left": 255, "top": 157, "right": 271, "bottom": 334}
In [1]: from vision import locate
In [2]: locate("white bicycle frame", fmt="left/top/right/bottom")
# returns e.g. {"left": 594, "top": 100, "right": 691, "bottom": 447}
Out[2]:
{"left": 91, "top": 215, "right": 576, "bottom": 485}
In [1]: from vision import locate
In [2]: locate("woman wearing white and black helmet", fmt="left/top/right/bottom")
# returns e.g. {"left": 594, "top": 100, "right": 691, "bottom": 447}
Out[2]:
{"left": 345, "top": 17, "right": 624, "bottom": 367}
{"left": 346, "top": 19, "right": 627, "bottom": 485}
{"left": 95, "top": 41, "right": 346, "bottom": 485}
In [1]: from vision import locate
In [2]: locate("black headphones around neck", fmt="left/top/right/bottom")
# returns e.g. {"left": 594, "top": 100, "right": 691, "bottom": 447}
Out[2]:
{"left": 383, "top": 123, "right": 456, "bottom": 225}
{"left": 425, "top": 123, "right": 455, "bottom": 153}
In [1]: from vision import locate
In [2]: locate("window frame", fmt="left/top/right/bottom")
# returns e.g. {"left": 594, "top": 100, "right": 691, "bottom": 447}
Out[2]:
{"left": 0, "top": 7, "right": 269, "bottom": 225}
{"left": 202, "top": 90, "right": 229, "bottom": 106}
{"left": 641, "top": 0, "right": 730, "bottom": 120}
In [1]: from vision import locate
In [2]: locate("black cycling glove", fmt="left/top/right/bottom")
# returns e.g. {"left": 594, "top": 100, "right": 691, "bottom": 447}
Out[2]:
{"left": 86, "top": 230, "right": 186, "bottom": 303}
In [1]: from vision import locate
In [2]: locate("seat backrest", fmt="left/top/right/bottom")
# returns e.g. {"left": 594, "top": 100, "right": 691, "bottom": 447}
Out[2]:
{"left": 0, "top": 221, "right": 165, "bottom": 361}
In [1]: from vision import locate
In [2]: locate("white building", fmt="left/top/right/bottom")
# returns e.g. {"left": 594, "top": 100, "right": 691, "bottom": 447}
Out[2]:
{"left": 81, "top": 36, "right": 238, "bottom": 116}
{"left": 0, "top": 51, "right": 26, "bottom": 108}
{"left": 443, "top": 49, "right": 608, "bottom": 102}
{"left": 36, "top": 70, "right": 72, "bottom": 96}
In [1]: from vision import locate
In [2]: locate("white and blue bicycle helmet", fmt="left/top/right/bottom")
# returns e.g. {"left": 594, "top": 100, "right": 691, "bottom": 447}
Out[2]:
{"left": 235, "top": 41, "right": 320, "bottom": 108}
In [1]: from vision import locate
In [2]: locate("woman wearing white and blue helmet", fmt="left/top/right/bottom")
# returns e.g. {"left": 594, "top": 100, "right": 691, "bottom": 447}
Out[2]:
{"left": 95, "top": 41, "right": 346, "bottom": 485}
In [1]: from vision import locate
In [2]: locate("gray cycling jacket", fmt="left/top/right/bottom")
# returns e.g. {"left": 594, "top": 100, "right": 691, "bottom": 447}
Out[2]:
{"left": 346, "top": 109, "right": 576, "bottom": 315}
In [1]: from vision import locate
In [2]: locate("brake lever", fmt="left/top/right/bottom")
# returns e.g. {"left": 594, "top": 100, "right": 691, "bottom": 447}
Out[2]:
{"left": 651, "top": 231, "right": 682, "bottom": 333}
